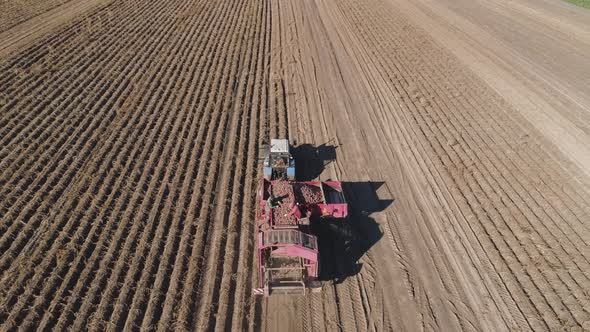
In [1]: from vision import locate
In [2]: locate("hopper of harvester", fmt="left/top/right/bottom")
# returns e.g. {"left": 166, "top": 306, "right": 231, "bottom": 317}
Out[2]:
{"left": 253, "top": 178, "right": 348, "bottom": 297}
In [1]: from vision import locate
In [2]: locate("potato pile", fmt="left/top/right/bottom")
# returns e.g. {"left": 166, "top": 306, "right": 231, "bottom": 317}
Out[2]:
{"left": 271, "top": 181, "right": 297, "bottom": 225}
{"left": 294, "top": 184, "right": 324, "bottom": 204}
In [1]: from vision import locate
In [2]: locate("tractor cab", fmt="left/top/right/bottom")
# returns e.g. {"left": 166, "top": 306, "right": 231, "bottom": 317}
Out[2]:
{"left": 261, "top": 139, "right": 295, "bottom": 180}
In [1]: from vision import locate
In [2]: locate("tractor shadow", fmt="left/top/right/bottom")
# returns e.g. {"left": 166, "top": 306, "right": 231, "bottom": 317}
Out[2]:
{"left": 292, "top": 142, "right": 338, "bottom": 181}
{"left": 294, "top": 141, "right": 393, "bottom": 284}
{"left": 313, "top": 181, "right": 392, "bottom": 284}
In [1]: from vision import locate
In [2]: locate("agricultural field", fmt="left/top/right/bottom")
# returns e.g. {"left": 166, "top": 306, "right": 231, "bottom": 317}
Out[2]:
{"left": 1, "top": 0, "right": 590, "bottom": 330}
{"left": 0, "top": 0, "right": 71, "bottom": 32}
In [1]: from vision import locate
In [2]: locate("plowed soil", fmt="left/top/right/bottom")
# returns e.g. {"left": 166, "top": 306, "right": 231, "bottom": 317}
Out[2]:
{"left": 0, "top": 0, "right": 71, "bottom": 32}
{"left": 1, "top": 0, "right": 589, "bottom": 330}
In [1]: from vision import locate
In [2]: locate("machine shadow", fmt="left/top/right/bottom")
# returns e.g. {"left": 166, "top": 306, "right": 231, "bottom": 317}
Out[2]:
{"left": 313, "top": 181, "right": 392, "bottom": 284}
{"left": 292, "top": 141, "right": 393, "bottom": 284}
{"left": 292, "top": 142, "right": 338, "bottom": 181}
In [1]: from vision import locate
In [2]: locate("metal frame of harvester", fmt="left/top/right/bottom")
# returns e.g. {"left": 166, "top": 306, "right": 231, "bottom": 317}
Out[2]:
{"left": 254, "top": 139, "right": 348, "bottom": 297}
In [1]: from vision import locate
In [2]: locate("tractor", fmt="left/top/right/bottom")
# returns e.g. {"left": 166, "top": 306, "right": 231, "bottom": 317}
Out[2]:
{"left": 254, "top": 139, "right": 348, "bottom": 296}
{"left": 260, "top": 138, "right": 296, "bottom": 181}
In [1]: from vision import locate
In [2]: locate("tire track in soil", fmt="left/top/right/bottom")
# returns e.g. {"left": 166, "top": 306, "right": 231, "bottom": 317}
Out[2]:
{"left": 328, "top": 1, "right": 544, "bottom": 330}
{"left": 288, "top": 0, "right": 590, "bottom": 329}
{"left": 336, "top": 0, "right": 590, "bottom": 326}
{"left": 344, "top": 4, "right": 590, "bottom": 322}
{"left": 338, "top": 1, "right": 556, "bottom": 330}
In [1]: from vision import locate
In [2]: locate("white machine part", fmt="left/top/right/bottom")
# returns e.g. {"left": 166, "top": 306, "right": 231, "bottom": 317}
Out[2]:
{"left": 270, "top": 139, "right": 289, "bottom": 153}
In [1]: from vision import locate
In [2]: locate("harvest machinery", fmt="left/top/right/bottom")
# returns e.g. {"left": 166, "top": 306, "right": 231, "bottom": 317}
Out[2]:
{"left": 260, "top": 138, "right": 296, "bottom": 181}
{"left": 254, "top": 139, "right": 348, "bottom": 296}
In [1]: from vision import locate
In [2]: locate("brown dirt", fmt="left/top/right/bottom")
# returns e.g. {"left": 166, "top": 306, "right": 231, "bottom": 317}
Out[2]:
{"left": 0, "top": 0, "right": 72, "bottom": 33}
{"left": 0, "top": 0, "right": 112, "bottom": 57}
{"left": 264, "top": 0, "right": 590, "bottom": 330}
{"left": 0, "top": 0, "right": 589, "bottom": 331}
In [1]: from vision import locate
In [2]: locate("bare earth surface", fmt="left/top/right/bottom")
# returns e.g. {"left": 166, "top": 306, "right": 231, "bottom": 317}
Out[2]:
{"left": 1, "top": 0, "right": 589, "bottom": 331}
{"left": 0, "top": 0, "right": 72, "bottom": 33}
{"left": 0, "top": 0, "right": 112, "bottom": 58}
